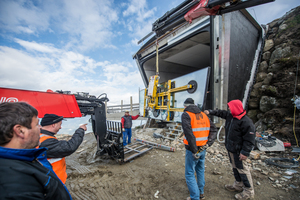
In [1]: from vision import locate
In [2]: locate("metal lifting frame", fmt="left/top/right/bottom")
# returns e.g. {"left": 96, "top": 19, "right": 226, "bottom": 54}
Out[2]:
{"left": 144, "top": 76, "right": 193, "bottom": 121}
{"left": 123, "top": 143, "right": 153, "bottom": 162}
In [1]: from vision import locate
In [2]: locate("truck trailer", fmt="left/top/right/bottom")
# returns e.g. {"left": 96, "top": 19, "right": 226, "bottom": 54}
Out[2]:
{"left": 133, "top": 0, "right": 273, "bottom": 126}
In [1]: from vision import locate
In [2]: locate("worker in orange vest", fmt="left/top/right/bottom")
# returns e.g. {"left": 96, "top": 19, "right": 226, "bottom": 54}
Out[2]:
{"left": 182, "top": 98, "right": 217, "bottom": 200}
{"left": 39, "top": 114, "right": 87, "bottom": 183}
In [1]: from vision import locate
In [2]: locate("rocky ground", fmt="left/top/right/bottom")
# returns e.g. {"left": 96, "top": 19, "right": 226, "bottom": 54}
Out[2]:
{"left": 58, "top": 127, "right": 300, "bottom": 200}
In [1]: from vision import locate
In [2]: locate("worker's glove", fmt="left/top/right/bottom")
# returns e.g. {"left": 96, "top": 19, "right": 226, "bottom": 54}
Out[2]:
{"left": 193, "top": 153, "right": 200, "bottom": 160}
{"left": 122, "top": 128, "right": 125, "bottom": 132}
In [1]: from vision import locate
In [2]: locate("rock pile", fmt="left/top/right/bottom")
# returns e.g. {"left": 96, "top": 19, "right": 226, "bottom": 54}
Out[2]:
{"left": 206, "top": 142, "right": 300, "bottom": 191}
{"left": 247, "top": 6, "right": 300, "bottom": 143}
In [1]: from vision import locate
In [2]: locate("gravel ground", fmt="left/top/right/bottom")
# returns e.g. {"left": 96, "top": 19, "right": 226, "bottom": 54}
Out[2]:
{"left": 57, "top": 128, "right": 300, "bottom": 200}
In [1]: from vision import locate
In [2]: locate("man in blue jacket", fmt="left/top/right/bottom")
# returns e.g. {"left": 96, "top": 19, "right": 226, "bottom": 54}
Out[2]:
{"left": 0, "top": 102, "right": 72, "bottom": 200}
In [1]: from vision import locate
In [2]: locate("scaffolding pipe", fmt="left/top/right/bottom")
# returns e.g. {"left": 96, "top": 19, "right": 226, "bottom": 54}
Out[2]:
{"left": 133, "top": 138, "right": 176, "bottom": 152}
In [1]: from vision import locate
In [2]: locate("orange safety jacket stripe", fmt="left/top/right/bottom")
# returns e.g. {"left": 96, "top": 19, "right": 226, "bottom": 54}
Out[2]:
{"left": 183, "top": 111, "right": 210, "bottom": 146}
{"left": 39, "top": 133, "right": 67, "bottom": 184}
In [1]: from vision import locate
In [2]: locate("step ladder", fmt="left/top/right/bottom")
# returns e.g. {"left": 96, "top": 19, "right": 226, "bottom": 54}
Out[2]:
{"left": 163, "top": 123, "right": 183, "bottom": 141}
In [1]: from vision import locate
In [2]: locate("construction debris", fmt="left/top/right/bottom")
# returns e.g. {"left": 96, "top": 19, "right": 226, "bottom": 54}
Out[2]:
{"left": 250, "top": 151, "right": 261, "bottom": 160}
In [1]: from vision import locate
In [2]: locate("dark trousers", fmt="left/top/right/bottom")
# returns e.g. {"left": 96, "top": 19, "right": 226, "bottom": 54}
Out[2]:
{"left": 228, "top": 152, "right": 254, "bottom": 190}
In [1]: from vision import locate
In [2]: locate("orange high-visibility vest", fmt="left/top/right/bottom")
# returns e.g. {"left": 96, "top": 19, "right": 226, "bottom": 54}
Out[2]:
{"left": 40, "top": 133, "right": 67, "bottom": 184}
{"left": 183, "top": 111, "right": 210, "bottom": 146}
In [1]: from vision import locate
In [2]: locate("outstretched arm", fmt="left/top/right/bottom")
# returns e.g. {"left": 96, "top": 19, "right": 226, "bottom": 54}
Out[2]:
{"left": 131, "top": 114, "right": 140, "bottom": 120}
{"left": 204, "top": 109, "right": 230, "bottom": 119}
{"left": 40, "top": 128, "right": 85, "bottom": 158}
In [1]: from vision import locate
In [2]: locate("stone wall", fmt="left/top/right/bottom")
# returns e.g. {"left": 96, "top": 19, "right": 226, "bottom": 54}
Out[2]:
{"left": 247, "top": 6, "right": 300, "bottom": 143}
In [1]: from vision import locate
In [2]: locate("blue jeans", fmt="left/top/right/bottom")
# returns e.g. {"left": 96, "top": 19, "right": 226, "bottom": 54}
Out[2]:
{"left": 123, "top": 128, "right": 132, "bottom": 146}
{"left": 185, "top": 149, "right": 206, "bottom": 200}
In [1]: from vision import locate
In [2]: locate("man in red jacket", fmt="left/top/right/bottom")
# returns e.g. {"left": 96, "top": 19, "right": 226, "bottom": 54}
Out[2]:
{"left": 121, "top": 110, "right": 139, "bottom": 146}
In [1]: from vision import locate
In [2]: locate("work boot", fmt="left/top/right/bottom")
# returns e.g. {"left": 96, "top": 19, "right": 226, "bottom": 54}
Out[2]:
{"left": 186, "top": 194, "right": 205, "bottom": 200}
{"left": 225, "top": 181, "right": 244, "bottom": 192}
{"left": 235, "top": 187, "right": 254, "bottom": 200}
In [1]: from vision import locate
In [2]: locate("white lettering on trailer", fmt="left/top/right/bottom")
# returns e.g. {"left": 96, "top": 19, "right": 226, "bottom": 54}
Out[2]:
{"left": 0, "top": 97, "right": 19, "bottom": 103}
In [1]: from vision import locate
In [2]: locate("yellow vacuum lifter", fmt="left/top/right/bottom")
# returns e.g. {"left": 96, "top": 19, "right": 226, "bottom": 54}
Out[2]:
{"left": 143, "top": 75, "right": 197, "bottom": 121}
{"left": 143, "top": 40, "right": 197, "bottom": 121}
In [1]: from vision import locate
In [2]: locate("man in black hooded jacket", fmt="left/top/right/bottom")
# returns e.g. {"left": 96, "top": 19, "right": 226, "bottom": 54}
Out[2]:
{"left": 204, "top": 99, "right": 255, "bottom": 200}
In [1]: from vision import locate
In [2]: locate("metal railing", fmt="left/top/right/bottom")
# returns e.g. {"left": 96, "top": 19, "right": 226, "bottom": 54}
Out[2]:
{"left": 107, "top": 103, "right": 139, "bottom": 113}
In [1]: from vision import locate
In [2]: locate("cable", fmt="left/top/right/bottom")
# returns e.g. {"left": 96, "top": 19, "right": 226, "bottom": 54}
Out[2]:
{"left": 293, "top": 51, "right": 300, "bottom": 147}
{"left": 97, "top": 93, "right": 109, "bottom": 102}
{"left": 217, "top": 123, "right": 225, "bottom": 143}
{"left": 293, "top": 105, "right": 299, "bottom": 147}
{"left": 265, "top": 157, "right": 299, "bottom": 168}
{"left": 97, "top": 93, "right": 107, "bottom": 99}
{"left": 293, "top": 51, "right": 300, "bottom": 96}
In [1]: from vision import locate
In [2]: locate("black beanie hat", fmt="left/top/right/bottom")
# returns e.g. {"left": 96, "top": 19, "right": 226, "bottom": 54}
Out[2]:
{"left": 184, "top": 98, "right": 194, "bottom": 106}
{"left": 41, "top": 114, "right": 64, "bottom": 126}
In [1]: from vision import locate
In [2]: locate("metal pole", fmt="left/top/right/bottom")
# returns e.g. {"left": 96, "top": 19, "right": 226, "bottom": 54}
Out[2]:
{"left": 133, "top": 138, "right": 176, "bottom": 152}
{"left": 121, "top": 100, "right": 123, "bottom": 112}
{"left": 156, "top": 40, "right": 159, "bottom": 75}
{"left": 130, "top": 96, "right": 133, "bottom": 115}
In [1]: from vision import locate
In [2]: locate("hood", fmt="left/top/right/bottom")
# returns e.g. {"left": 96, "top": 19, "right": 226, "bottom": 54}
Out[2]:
{"left": 41, "top": 129, "right": 56, "bottom": 137}
{"left": 184, "top": 104, "right": 201, "bottom": 114}
{"left": 227, "top": 100, "right": 246, "bottom": 120}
